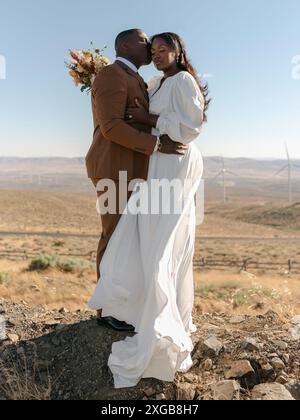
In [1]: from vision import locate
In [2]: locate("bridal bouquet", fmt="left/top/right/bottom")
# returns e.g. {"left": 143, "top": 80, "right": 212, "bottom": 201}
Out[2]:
{"left": 65, "top": 43, "right": 110, "bottom": 93}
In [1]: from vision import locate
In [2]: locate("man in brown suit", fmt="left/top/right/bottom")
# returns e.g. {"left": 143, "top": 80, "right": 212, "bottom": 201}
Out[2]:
{"left": 86, "top": 29, "right": 187, "bottom": 331}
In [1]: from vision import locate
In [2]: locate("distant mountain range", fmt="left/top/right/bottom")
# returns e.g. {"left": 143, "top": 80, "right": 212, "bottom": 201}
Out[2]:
{"left": 1, "top": 156, "right": 300, "bottom": 201}
{"left": 0, "top": 157, "right": 86, "bottom": 174}
{"left": 1, "top": 156, "right": 300, "bottom": 179}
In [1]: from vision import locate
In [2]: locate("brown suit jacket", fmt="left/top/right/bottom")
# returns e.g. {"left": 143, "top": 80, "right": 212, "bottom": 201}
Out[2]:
{"left": 86, "top": 61, "right": 157, "bottom": 181}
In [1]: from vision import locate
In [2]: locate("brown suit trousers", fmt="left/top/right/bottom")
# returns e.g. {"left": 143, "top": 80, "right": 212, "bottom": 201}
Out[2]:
{"left": 91, "top": 178, "right": 132, "bottom": 281}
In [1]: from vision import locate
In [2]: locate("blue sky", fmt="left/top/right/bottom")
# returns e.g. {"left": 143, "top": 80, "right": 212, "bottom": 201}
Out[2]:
{"left": 0, "top": 0, "right": 300, "bottom": 158}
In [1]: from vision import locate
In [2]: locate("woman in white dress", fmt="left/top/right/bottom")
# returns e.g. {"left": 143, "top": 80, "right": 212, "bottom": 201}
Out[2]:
{"left": 88, "top": 32, "right": 210, "bottom": 388}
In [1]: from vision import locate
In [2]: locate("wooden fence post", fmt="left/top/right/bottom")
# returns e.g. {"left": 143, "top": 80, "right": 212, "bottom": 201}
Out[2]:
{"left": 240, "top": 259, "right": 246, "bottom": 272}
{"left": 288, "top": 259, "right": 292, "bottom": 274}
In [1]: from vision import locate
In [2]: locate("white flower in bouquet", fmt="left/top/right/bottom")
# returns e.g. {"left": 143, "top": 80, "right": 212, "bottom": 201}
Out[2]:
{"left": 65, "top": 43, "right": 110, "bottom": 93}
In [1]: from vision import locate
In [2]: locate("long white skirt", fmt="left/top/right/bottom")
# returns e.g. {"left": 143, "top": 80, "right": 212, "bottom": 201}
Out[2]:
{"left": 88, "top": 143, "right": 203, "bottom": 388}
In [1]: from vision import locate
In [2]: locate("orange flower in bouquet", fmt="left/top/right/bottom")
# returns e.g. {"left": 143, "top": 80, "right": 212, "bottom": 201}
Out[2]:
{"left": 65, "top": 42, "right": 110, "bottom": 92}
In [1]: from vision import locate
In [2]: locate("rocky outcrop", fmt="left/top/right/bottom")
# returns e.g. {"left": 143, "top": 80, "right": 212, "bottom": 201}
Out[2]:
{"left": 0, "top": 300, "right": 299, "bottom": 400}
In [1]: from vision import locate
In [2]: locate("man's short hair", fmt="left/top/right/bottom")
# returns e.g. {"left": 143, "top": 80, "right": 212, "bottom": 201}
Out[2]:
{"left": 115, "top": 29, "right": 140, "bottom": 51}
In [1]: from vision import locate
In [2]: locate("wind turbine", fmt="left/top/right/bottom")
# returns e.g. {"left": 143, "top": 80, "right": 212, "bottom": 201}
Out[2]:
{"left": 273, "top": 144, "right": 300, "bottom": 204}
{"left": 211, "top": 155, "right": 238, "bottom": 204}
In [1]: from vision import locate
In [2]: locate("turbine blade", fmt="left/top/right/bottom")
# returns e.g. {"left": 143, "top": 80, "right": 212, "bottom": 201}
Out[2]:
{"left": 285, "top": 143, "right": 290, "bottom": 160}
{"left": 213, "top": 171, "right": 223, "bottom": 180}
{"left": 227, "top": 171, "right": 239, "bottom": 177}
{"left": 273, "top": 165, "right": 288, "bottom": 177}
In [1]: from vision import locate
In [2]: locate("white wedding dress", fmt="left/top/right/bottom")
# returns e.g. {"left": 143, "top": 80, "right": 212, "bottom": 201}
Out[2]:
{"left": 88, "top": 71, "right": 204, "bottom": 388}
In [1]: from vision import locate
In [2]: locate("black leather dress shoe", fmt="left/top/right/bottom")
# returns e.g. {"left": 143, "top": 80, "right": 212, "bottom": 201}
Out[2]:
{"left": 97, "top": 316, "right": 135, "bottom": 332}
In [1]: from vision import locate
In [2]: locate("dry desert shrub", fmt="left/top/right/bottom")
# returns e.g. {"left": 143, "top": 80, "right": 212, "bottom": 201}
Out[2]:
{"left": 0, "top": 357, "right": 51, "bottom": 400}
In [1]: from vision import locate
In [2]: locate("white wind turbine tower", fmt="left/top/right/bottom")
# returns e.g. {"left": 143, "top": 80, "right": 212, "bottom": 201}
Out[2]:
{"left": 212, "top": 155, "right": 238, "bottom": 204}
{"left": 273, "top": 143, "right": 300, "bottom": 204}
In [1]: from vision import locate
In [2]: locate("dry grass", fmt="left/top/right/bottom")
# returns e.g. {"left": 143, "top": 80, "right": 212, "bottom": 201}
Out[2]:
{"left": 0, "top": 357, "right": 51, "bottom": 400}
{"left": 1, "top": 189, "right": 300, "bottom": 238}
{"left": 1, "top": 258, "right": 299, "bottom": 318}
{"left": 1, "top": 189, "right": 300, "bottom": 316}
{"left": 194, "top": 270, "right": 300, "bottom": 316}
{"left": 0, "top": 259, "right": 96, "bottom": 310}
{"left": 0, "top": 189, "right": 99, "bottom": 235}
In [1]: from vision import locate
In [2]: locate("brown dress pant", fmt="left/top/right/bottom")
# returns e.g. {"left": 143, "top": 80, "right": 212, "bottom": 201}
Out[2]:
{"left": 91, "top": 178, "right": 132, "bottom": 282}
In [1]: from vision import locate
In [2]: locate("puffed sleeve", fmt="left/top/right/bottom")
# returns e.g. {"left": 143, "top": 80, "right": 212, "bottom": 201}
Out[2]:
{"left": 156, "top": 72, "right": 204, "bottom": 144}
